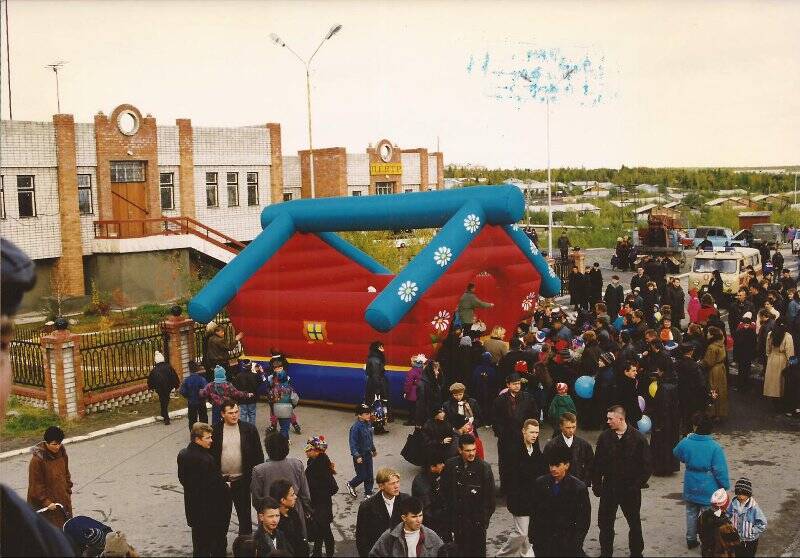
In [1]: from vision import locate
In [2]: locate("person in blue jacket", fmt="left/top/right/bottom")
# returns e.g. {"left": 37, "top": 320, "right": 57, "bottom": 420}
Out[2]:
{"left": 346, "top": 403, "right": 377, "bottom": 499}
{"left": 673, "top": 412, "right": 730, "bottom": 550}
{"left": 179, "top": 361, "right": 209, "bottom": 430}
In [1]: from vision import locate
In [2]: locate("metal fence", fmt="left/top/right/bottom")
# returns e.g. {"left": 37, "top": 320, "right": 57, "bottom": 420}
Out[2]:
{"left": 553, "top": 259, "right": 570, "bottom": 296}
{"left": 192, "top": 311, "right": 242, "bottom": 366}
{"left": 10, "top": 338, "right": 45, "bottom": 387}
{"left": 80, "top": 329, "right": 167, "bottom": 392}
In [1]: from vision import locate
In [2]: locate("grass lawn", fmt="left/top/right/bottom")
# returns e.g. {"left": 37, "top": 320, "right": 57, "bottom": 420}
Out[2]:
{"left": 1, "top": 396, "right": 187, "bottom": 452}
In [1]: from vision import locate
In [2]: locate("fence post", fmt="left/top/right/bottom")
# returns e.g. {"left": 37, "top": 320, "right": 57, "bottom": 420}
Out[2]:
{"left": 162, "top": 307, "right": 196, "bottom": 379}
{"left": 40, "top": 322, "right": 85, "bottom": 418}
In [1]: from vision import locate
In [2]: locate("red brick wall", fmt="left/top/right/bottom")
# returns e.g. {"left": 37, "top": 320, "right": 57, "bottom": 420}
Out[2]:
{"left": 176, "top": 118, "right": 196, "bottom": 219}
{"left": 267, "top": 123, "right": 284, "bottom": 203}
{"left": 299, "top": 147, "right": 346, "bottom": 198}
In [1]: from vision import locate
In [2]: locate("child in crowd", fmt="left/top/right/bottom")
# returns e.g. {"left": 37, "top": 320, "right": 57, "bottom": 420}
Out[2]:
{"left": 346, "top": 403, "right": 376, "bottom": 499}
{"left": 265, "top": 355, "right": 303, "bottom": 435}
{"left": 179, "top": 361, "right": 208, "bottom": 430}
{"left": 199, "top": 365, "right": 250, "bottom": 425}
{"left": 305, "top": 436, "right": 338, "bottom": 557}
{"left": 699, "top": 488, "right": 740, "bottom": 558}
{"left": 403, "top": 354, "right": 426, "bottom": 426}
{"left": 267, "top": 359, "right": 300, "bottom": 438}
{"left": 548, "top": 382, "right": 577, "bottom": 432}
{"left": 727, "top": 478, "right": 767, "bottom": 557}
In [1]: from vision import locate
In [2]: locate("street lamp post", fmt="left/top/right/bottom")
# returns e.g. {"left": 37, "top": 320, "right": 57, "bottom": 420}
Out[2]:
{"left": 270, "top": 24, "right": 342, "bottom": 200}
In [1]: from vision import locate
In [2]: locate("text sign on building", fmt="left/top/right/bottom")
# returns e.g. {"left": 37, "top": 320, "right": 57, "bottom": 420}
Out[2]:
{"left": 370, "top": 163, "right": 402, "bottom": 176}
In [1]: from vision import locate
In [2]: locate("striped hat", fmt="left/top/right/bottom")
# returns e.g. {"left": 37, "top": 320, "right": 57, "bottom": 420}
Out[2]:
{"left": 735, "top": 477, "right": 753, "bottom": 497}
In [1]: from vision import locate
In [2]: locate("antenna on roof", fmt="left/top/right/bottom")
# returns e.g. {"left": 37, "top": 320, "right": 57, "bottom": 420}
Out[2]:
{"left": 44, "top": 60, "right": 68, "bottom": 113}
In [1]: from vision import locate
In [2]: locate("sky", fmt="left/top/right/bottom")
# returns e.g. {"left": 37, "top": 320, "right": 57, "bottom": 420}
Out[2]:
{"left": 1, "top": 0, "right": 798, "bottom": 169}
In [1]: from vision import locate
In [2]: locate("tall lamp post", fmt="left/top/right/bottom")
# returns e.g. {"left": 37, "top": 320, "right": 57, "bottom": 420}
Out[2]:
{"left": 269, "top": 24, "right": 342, "bottom": 200}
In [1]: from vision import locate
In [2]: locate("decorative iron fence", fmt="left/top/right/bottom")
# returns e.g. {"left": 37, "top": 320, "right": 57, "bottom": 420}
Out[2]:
{"left": 553, "top": 259, "right": 570, "bottom": 296}
{"left": 10, "top": 338, "right": 45, "bottom": 387}
{"left": 192, "top": 311, "right": 241, "bottom": 366}
{"left": 80, "top": 330, "right": 167, "bottom": 392}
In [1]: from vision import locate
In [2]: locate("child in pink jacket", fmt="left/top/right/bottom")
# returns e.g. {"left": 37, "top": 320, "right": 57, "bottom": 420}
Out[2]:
{"left": 687, "top": 288, "right": 701, "bottom": 323}
{"left": 403, "top": 354, "right": 426, "bottom": 426}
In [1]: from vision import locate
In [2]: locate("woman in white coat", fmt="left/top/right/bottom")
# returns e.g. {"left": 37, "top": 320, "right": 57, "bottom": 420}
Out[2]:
{"left": 764, "top": 321, "right": 794, "bottom": 411}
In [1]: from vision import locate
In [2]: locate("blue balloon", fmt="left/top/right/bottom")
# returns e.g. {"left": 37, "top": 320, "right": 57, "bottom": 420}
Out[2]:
{"left": 637, "top": 415, "right": 652, "bottom": 434}
{"left": 574, "top": 375, "right": 595, "bottom": 399}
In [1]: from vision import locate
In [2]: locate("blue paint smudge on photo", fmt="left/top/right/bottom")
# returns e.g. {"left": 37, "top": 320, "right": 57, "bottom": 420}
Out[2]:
{"left": 482, "top": 52, "right": 491, "bottom": 74}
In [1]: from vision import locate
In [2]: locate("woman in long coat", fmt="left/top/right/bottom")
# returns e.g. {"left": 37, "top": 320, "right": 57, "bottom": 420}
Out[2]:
{"left": 765, "top": 321, "right": 795, "bottom": 410}
{"left": 649, "top": 367, "right": 681, "bottom": 476}
{"left": 27, "top": 427, "right": 72, "bottom": 529}
{"left": 702, "top": 327, "right": 729, "bottom": 420}
{"left": 568, "top": 266, "right": 586, "bottom": 310}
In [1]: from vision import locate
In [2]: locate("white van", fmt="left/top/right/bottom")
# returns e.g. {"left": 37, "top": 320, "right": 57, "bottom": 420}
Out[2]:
{"left": 689, "top": 247, "right": 761, "bottom": 295}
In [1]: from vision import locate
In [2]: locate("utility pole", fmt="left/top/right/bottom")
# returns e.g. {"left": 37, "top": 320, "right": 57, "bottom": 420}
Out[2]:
{"left": 45, "top": 61, "right": 67, "bottom": 113}
{"left": 3, "top": 0, "right": 11, "bottom": 119}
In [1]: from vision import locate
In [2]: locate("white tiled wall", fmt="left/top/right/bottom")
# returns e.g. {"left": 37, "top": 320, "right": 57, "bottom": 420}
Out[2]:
{"left": 401, "top": 153, "right": 421, "bottom": 185}
{"left": 78, "top": 166, "right": 98, "bottom": 255}
{"left": 283, "top": 187, "right": 302, "bottom": 200}
{"left": 194, "top": 165, "right": 270, "bottom": 241}
{"left": 193, "top": 127, "right": 270, "bottom": 166}
{"left": 283, "top": 156, "right": 301, "bottom": 188}
{"left": 0, "top": 121, "right": 57, "bottom": 167}
{"left": 0, "top": 167, "right": 62, "bottom": 259}
{"left": 347, "top": 186, "right": 368, "bottom": 196}
{"left": 347, "top": 153, "right": 370, "bottom": 186}
{"left": 157, "top": 126, "right": 180, "bottom": 166}
{"left": 402, "top": 184, "right": 421, "bottom": 193}
{"left": 428, "top": 154, "right": 438, "bottom": 188}
{"left": 74, "top": 123, "right": 96, "bottom": 166}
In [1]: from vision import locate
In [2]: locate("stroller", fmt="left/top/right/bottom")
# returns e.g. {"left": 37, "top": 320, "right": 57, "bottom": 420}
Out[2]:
{"left": 38, "top": 504, "right": 113, "bottom": 557}
{"left": 371, "top": 397, "right": 389, "bottom": 434}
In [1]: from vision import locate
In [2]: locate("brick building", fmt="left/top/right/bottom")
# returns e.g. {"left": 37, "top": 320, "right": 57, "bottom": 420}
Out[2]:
{"left": 0, "top": 104, "right": 444, "bottom": 311}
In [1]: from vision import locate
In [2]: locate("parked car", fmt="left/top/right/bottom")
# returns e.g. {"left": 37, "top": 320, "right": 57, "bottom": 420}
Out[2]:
{"left": 750, "top": 223, "right": 782, "bottom": 250}
{"left": 692, "top": 227, "right": 735, "bottom": 248}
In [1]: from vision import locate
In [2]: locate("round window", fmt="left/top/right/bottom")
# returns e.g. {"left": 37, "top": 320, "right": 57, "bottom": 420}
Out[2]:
{"left": 117, "top": 110, "right": 140, "bottom": 136}
{"left": 378, "top": 141, "right": 393, "bottom": 163}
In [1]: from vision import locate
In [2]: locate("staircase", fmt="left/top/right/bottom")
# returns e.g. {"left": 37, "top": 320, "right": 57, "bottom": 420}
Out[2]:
{"left": 92, "top": 216, "right": 245, "bottom": 263}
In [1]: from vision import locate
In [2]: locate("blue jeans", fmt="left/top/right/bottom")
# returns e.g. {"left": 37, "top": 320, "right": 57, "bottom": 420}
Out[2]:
{"left": 685, "top": 501, "right": 708, "bottom": 542}
{"left": 278, "top": 418, "right": 291, "bottom": 438}
{"left": 349, "top": 453, "right": 374, "bottom": 494}
{"left": 239, "top": 403, "right": 256, "bottom": 425}
{"left": 211, "top": 405, "right": 222, "bottom": 425}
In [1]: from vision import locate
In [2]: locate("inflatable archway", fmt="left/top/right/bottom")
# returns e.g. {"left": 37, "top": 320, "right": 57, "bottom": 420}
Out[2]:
{"left": 189, "top": 185, "right": 560, "bottom": 405}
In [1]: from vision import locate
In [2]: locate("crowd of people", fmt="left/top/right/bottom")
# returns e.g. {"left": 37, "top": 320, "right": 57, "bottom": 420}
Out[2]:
{"left": 3, "top": 236, "right": 798, "bottom": 558}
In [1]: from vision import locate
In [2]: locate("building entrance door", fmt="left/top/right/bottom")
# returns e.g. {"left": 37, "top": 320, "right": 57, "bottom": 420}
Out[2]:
{"left": 375, "top": 182, "right": 396, "bottom": 195}
{"left": 110, "top": 161, "right": 149, "bottom": 237}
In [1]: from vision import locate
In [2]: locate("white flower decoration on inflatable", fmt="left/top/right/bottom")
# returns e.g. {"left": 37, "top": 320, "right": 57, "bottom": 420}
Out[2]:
{"left": 397, "top": 280, "right": 419, "bottom": 302}
{"left": 431, "top": 310, "right": 451, "bottom": 332}
{"left": 433, "top": 246, "right": 452, "bottom": 267}
{"left": 548, "top": 267, "right": 557, "bottom": 278}
{"left": 463, "top": 214, "right": 481, "bottom": 233}
{"left": 522, "top": 291, "right": 538, "bottom": 311}
{"left": 530, "top": 240, "right": 538, "bottom": 254}
{"left": 511, "top": 223, "right": 520, "bottom": 231}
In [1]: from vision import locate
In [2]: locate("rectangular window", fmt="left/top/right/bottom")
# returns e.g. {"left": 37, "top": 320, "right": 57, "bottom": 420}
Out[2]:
{"left": 1, "top": 176, "right": 5, "bottom": 219}
{"left": 159, "top": 173, "right": 175, "bottom": 210}
{"left": 78, "top": 174, "right": 93, "bottom": 215}
{"left": 283, "top": 192, "right": 293, "bottom": 202}
{"left": 110, "top": 161, "right": 145, "bottom": 182}
{"left": 375, "top": 182, "right": 394, "bottom": 195}
{"left": 226, "top": 172, "right": 239, "bottom": 207}
{"left": 17, "top": 175, "right": 36, "bottom": 217}
{"left": 206, "top": 172, "right": 218, "bottom": 208}
{"left": 303, "top": 321, "right": 328, "bottom": 342}
{"left": 247, "top": 172, "right": 259, "bottom": 206}
{"left": 351, "top": 191, "right": 362, "bottom": 197}
{"left": 404, "top": 188, "right": 413, "bottom": 193}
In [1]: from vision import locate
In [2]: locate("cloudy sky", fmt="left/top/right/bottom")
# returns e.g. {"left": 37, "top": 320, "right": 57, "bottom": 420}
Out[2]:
{"left": 2, "top": 0, "right": 798, "bottom": 169}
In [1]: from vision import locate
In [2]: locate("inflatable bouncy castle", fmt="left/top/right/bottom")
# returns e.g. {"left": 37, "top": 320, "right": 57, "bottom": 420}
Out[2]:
{"left": 188, "top": 185, "right": 560, "bottom": 405}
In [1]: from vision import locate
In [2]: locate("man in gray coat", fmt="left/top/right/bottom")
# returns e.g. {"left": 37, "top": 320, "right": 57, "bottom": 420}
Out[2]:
{"left": 250, "top": 432, "right": 312, "bottom": 537}
{"left": 456, "top": 283, "right": 494, "bottom": 332}
{"left": 369, "top": 497, "right": 444, "bottom": 557}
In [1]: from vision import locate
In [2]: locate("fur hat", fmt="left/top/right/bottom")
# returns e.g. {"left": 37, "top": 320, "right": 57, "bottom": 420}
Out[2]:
{"left": 205, "top": 321, "right": 218, "bottom": 334}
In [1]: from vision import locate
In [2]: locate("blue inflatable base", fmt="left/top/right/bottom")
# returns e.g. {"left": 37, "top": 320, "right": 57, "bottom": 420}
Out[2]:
{"left": 253, "top": 360, "right": 407, "bottom": 409}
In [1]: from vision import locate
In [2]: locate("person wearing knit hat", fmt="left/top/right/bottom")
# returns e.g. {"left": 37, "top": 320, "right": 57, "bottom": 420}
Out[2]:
{"left": 199, "top": 365, "right": 251, "bottom": 425}
{"left": 443, "top": 382, "right": 481, "bottom": 441}
{"left": 305, "top": 434, "right": 338, "bottom": 557}
{"left": 146, "top": 349, "right": 180, "bottom": 426}
{"left": 698, "top": 488, "right": 740, "bottom": 557}
{"left": 548, "top": 383, "right": 577, "bottom": 432}
{"left": 727, "top": 478, "right": 767, "bottom": 557}
{"left": 733, "top": 310, "right": 758, "bottom": 393}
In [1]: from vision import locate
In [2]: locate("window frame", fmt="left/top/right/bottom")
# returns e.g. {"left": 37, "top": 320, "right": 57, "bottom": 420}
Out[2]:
{"left": 159, "top": 172, "right": 175, "bottom": 211}
{"left": 246, "top": 172, "right": 259, "bottom": 206}
{"left": 1, "top": 176, "right": 5, "bottom": 219}
{"left": 77, "top": 174, "right": 94, "bottom": 215}
{"left": 375, "top": 182, "right": 394, "bottom": 195}
{"left": 110, "top": 161, "right": 146, "bottom": 183}
{"left": 283, "top": 192, "right": 294, "bottom": 202}
{"left": 226, "top": 172, "right": 239, "bottom": 207}
{"left": 351, "top": 190, "right": 362, "bottom": 197}
{"left": 16, "top": 175, "right": 37, "bottom": 218}
{"left": 205, "top": 172, "right": 219, "bottom": 208}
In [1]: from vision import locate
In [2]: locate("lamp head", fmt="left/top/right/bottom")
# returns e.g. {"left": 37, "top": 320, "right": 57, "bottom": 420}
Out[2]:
{"left": 325, "top": 24, "right": 342, "bottom": 40}
{"left": 269, "top": 33, "right": 285, "bottom": 47}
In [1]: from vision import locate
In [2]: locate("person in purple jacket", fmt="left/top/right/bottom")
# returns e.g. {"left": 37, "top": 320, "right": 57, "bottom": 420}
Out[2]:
{"left": 403, "top": 354, "right": 426, "bottom": 426}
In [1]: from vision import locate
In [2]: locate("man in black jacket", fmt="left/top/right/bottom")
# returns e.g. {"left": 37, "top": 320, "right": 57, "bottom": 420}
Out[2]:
{"left": 529, "top": 446, "right": 591, "bottom": 557}
{"left": 603, "top": 275, "right": 625, "bottom": 318}
{"left": 630, "top": 266, "right": 650, "bottom": 293}
{"left": 662, "top": 276, "right": 687, "bottom": 325}
{"left": 589, "top": 262, "right": 604, "bottom": 306}
{"left": 178, "top": 422, "right": 232, "bottom": 557}
{"left": 441, "top": 434, "right": 495, "bottom": 557}
{"left": 728, "top": 289, "right": 755, "bottom": 338}
{"left": 497, "top": 338, "right": 537, "bottom": 384}
{"left": 544, "top": 412, "right": 594, "bottom": 486}
{"left": 211, "top": 400, "right": 264, "bottom": 536}
{"left": 492, "top": 373, "right": 539, "bottom": 494}
{"left": 355, "top": 467, "right": 409, "bottom": 557}
{"left": 592, "top": 405, "right": 652, "bottom": 558}
{"left": 412, "top": 450, "right": 448, "bottom": 540}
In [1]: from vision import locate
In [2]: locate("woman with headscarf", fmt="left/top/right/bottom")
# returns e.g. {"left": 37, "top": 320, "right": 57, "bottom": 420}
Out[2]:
{"left": 147, "top": 350, "right": 179, "bottom": 425}
{"left": 764, "top": 320, "right": 795, "bottom": 412}
{"left": 703, "top": 326, "right": 729, "bottom": 421}
{"left": 414, "top": 360, "right": 444, "bottom": 427}
{"left": 708, "top": 270, "right": 726, "bottom": 309}
{"left": 649, "top": 356, "right": 681, "bottom": 476}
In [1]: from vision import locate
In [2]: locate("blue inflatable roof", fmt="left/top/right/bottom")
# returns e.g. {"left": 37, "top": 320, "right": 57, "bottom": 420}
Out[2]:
{"left": 189, "top": 185, "right": 561, "bottom": 327}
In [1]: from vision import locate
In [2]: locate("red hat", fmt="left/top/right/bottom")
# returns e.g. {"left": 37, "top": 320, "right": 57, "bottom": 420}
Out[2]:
{"left": 556, "top": 382, "right": 569, "bottom": 395}
{"left": 514, "top": 360, "right": 528, "bottom": 373}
